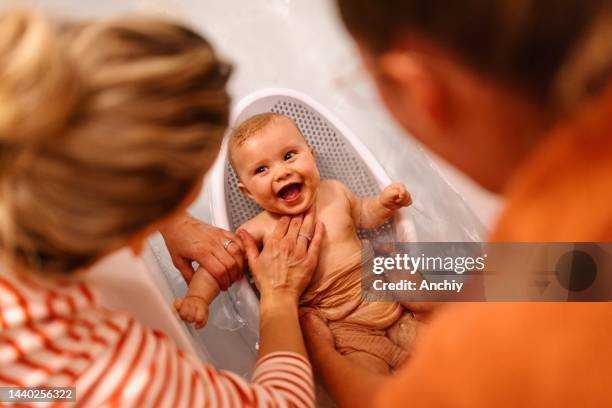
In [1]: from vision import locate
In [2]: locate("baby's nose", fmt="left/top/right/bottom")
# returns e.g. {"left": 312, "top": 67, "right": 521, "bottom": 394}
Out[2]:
{"left": 274, "top": 166, "right": 292, "bottom": 181}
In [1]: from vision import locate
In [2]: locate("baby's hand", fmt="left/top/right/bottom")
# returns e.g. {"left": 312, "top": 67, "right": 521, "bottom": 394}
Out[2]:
{"left": 380, "top": 183, "right": 412, "bottom": 210}
{"left": 174, "top": 296, "right": 209, "bottom": 330}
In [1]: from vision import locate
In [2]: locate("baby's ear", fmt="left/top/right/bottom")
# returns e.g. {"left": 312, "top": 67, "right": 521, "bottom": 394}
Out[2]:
{"left": 238, "top": 181, "right": 254, "bottom": 200}
{"left": 309, "top": 146, "right": 316, "bottom": 158}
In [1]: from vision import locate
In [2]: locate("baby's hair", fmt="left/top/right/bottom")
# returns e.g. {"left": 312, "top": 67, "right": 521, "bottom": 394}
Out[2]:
{"left": 0, "top": 9, "right": 231, "bottom": 274}
{"left": 228, "top": 112, "right": 303, "bottom": 169}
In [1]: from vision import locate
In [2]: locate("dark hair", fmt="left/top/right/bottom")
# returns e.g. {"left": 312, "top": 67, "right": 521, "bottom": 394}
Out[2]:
{"left": 337, "top": 0, "right": 612, "bottom": 106}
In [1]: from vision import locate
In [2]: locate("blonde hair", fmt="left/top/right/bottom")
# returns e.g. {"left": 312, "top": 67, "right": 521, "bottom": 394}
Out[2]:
{"left": 228, "top": 113, "right": 301, "bottom": 169}
{"left": 0, "top": 9, "right": 231, "bottom": 274}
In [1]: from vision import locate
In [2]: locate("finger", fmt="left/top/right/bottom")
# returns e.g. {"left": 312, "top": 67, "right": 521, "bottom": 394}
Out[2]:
{"left": 225, "top": 244, "right": 245, "bottom": 283}
{"left": 186, "top": 303, "right": 196, "bottom": 321}
{"left": 296, "top": 207, "right": 316, "bottom": 255}
{"left": 295, "top": 235, "right": 309, "bottom": 257}
{"left": 285, "top": 214, "right": 304, "bottom": 245}
{"left": 174, "top": 298, "right": 183, "bottom": 311}
{"left": 301, "top": 204, "right": 316, "bottom": 236}
{"left": 223, "top": 232, "right": 245, "bottom": 282}
{"left": 270, "top": 216, "right": 290, "bottom": 241}
{"left": 213, "top": 249, "right": 240, "bottom": 287}
{"left": 237, "top": 229, "right": 260, "bottom": 267}
{"left": 195, "top": 306, "right": 207, "bottom": 328}
{"left": 224, "top": 231, "right": 245, "bottom": 253}
{"left": 200, "top": 257, "right": 230, "bottom": 290}
{"left": 180, "top": 303, "right": 191, "bottom": 320}
{"left": 400, "top": 301, "right": 442, "bottom": 322}
{"left": 305, "top": 221, "right": 325, "bottom": 268}
{"left": 172, "top": 256, "right": 194, "bottom": 283}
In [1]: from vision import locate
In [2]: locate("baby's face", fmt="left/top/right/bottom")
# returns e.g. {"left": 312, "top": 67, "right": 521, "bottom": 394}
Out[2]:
{"left": 233, "top": 117, "right": 320, "bottom": 215}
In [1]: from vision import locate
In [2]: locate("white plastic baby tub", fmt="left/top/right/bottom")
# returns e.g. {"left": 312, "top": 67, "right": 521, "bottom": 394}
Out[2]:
{"left": 208, "top": 88, "right": 418, "bottom": 337}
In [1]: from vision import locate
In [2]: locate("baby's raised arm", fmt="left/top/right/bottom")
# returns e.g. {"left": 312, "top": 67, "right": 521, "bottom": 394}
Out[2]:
{"left": 341, "top": 182, "right": 412, "bottom": 229}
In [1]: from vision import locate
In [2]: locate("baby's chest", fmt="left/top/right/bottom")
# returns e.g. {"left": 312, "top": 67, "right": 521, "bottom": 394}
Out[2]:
{"left": 315, "top": 197, "right": 356, "bottom": 239}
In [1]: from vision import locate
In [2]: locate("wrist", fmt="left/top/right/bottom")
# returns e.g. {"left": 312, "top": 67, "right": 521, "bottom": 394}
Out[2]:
{"left": 159, "top": 212, "right": 189, "bottom": 236}
{"left": 260, "top": 290, "right": 299, "bottom": 311}
{"left": 184, "top": 294, "right": 208, "bottom": 303}
{"left": 378, "top": 196, "right": 396, "bottom": 211}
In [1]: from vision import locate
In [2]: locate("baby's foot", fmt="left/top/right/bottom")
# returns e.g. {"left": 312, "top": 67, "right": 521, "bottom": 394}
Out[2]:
{"left": 174, "top": 296, "right": 210, "bottom": 330}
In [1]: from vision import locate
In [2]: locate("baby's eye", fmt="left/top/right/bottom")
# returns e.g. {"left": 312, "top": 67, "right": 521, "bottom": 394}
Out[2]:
{"left": 254, "top": 166, "right": 267, "bottom": 175}
{"left": 284, "top": 151, "right": 296, "bottom": 161}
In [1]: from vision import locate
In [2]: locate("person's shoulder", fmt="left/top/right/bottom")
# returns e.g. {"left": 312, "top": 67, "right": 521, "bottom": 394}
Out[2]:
{"left": 238, "top": 210, "right": 276, "bottom": 241}
{"left": 319, "top": 180, "right": 358, "bottom": 210}
{"left": 239, "top": 211, "right": 269, "bottom": 236}
{"left": 319, "top": 179, "right": 353, "bottom": 198}
{"left": 320, "top": 179, "right": 346, "bottom": 190}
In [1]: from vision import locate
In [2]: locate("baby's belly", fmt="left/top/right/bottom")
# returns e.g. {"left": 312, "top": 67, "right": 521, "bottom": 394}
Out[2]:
{"left": 300, "top": 241, "right": 402, "bottom": 328}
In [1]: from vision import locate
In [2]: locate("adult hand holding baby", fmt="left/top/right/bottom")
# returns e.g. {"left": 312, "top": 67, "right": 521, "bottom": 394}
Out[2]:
{"left": 160, "top": 212, "right": 245, "bottom": 290}
{"left": 238, "top": 205, "right": 324, "bottom": 358}
{"left": 238, "top": 205, "right": 324, "bottom": 300}
{"left": 300, "top": 311, "right": 386, "bottom": 408}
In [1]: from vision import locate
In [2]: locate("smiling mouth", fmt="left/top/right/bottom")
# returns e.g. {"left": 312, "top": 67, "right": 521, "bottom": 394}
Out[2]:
{"left": 277, "top": 182, "right": 303, "bottom": 202}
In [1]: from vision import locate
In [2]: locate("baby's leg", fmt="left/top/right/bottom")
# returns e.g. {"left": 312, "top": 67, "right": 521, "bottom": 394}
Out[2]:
{"left": 345, "top": 351, "right": 390, "bottom": 375}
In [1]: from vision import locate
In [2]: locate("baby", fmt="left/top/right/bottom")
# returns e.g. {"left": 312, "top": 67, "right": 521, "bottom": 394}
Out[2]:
{"left": 176, "top": 113, "right": 417, "bottom": 373}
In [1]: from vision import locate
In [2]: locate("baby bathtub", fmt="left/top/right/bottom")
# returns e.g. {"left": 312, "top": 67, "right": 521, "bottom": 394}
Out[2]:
{"left": 207, "top": 88, "right": 418, "bottom": 346}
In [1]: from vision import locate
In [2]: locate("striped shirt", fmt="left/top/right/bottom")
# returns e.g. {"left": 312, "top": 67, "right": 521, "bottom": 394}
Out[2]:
{"left": 0, "top": 269, "right": 315, "bottom": 407}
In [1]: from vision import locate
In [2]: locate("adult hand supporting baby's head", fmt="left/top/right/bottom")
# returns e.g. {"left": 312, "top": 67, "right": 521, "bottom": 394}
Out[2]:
{"left": 238, "top": 205, "right": 324, "bottom": 302}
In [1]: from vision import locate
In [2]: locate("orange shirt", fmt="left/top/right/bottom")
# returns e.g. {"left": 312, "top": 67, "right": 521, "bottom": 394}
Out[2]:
{"left": 377, "top": 87, "right": 612, "bottom": 407}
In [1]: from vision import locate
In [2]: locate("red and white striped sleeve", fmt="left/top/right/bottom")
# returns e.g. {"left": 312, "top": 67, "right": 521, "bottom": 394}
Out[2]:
{"left": 251, "top": 352, "right": 316, "bottom": 408}
{"left": 76, "top": 321, "right": 315, "bottom": 408}
{"left": 0, "top": 272, "right": 316, "bottom": 407}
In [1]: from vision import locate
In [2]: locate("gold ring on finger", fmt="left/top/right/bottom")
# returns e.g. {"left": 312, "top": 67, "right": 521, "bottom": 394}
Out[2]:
{"left": 298, "top": 233, "right": 312, "bottom": 242}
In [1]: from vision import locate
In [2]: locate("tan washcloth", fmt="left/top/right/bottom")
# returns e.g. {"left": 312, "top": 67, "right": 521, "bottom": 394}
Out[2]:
{"left": 300, "top": 241, "right": 418, "bottom": 373}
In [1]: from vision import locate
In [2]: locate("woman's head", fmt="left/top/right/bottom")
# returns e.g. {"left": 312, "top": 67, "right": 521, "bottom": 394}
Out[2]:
{"left": 0, "top": 10, "right": 230, "bottom": 274}
{"left": 337, "top": 0, "right": 612, "bottom": 191}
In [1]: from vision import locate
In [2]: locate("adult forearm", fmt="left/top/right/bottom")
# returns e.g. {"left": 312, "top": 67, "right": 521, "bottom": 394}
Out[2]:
{"left": 313, "top": 348, "right": 385, "bottom": 407}
{"left": 258, "top": 293, "right": 308, "bottom": 359}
